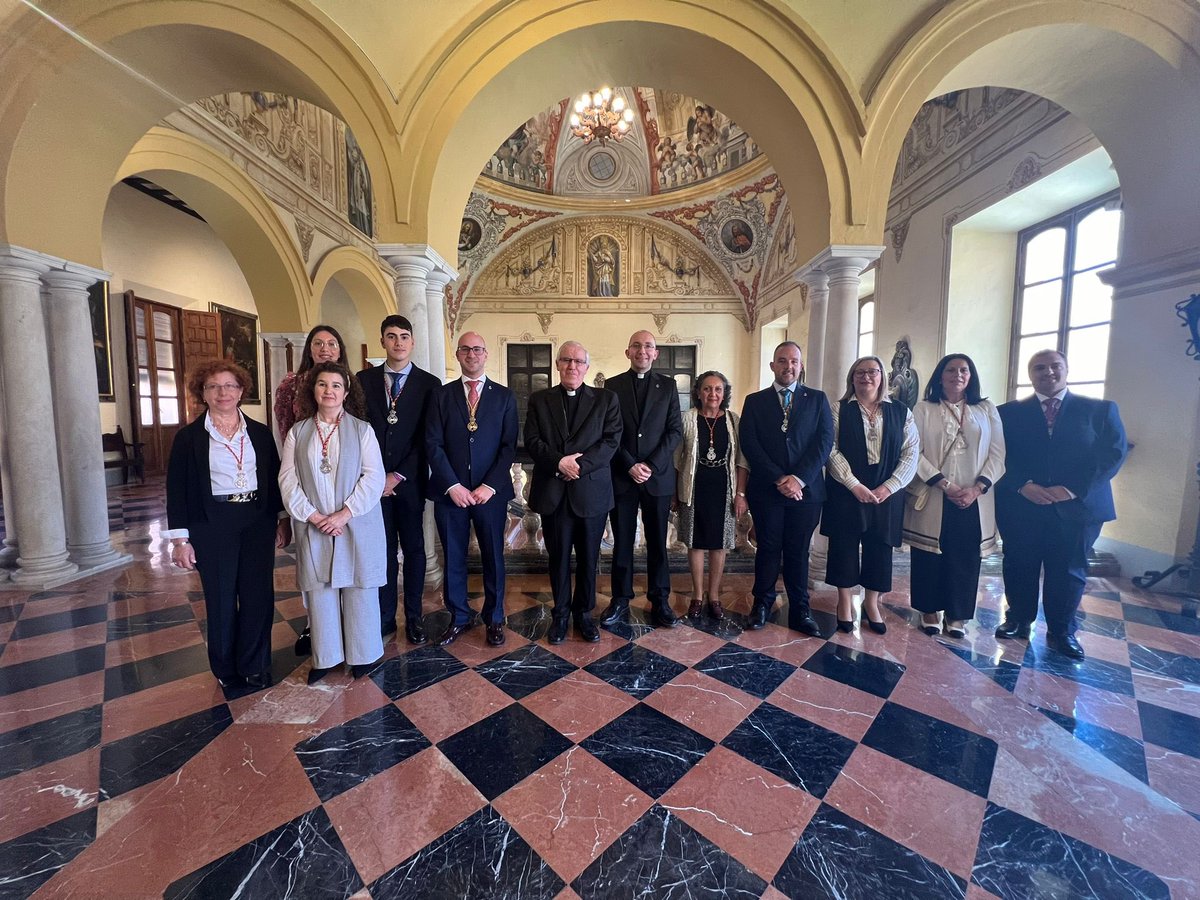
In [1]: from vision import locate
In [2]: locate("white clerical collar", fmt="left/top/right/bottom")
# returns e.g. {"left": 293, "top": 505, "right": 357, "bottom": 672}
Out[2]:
{"left": 565, "top": 389, "right": 578, "bottom": 397}
{"left": 633, "top": 370, "right": 647, "bottom": 379}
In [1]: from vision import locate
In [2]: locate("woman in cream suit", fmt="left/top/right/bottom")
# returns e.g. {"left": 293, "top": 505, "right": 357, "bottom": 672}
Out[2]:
{"left": 903, "top": 354, "right": 1005, "bottom": 638}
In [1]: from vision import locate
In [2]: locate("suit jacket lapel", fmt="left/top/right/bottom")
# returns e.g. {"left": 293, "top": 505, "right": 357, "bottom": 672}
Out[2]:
{"left": 452, "top": 378, "right": 471, "bottom": 426}
{"left": 570, "top": 385, "right": 596, "bottom": 439}
{"left": 192, "top": 419, "right": 213, "bottom": 487}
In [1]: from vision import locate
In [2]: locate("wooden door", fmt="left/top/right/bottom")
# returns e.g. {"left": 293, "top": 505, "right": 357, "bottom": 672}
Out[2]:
{"left": 126, "top": 295, "right": 186, "bottom": 475}
{"left": 182, "top": 310, "right": 221, "bottom": 422}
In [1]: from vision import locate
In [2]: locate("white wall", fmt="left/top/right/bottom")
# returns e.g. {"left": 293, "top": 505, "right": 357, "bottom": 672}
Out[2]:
{"left": 319, "top": 278, "right": 369, "bottom": 368}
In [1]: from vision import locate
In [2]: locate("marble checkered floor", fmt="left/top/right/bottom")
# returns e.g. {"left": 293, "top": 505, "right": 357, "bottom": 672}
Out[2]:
{"left": 1, "top": 483, "right": 1199, "bottom": 898}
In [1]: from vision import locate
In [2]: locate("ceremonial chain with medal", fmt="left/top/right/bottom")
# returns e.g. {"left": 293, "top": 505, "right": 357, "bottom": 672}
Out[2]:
{"left": 699, "top": 414, "right": 726, "bottom": 467}
{"left": 221, "top": 432, "right": 248, "bottom": 489}
{"left": 466, "top": 389, "right": 480, "bottom": 433}
{"left": 860, "top": 402, "right": 881, "bottom": 441}
{"left": 386, "top": 373, "right": 403, "bottom": 424}
{"left": 315, "top": 413, "right": 343, "bottom": 474}
{"left": 942, "top": 399, "right": 968, "bottom": 450}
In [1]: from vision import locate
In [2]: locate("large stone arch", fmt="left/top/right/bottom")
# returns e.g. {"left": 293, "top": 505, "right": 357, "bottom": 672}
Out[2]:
{"left": 0, "top": 0, "right": 399, "bottom": 268}
{"left": 115, "top": 128, "right": 310, "bottom": 331}
{"left": 863, "top": 0, "right": 1200, "bottom": 264}
{"left": 394, "top": 0, "right": 867, "bottom": 265}
{"left": 309, "top": 245, "right": 396, "bottom": 334}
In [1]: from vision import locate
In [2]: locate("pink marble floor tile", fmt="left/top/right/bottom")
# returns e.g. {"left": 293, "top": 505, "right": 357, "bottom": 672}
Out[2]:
{"left": 1132, "top": 670, "right": 1200, "bottom": 719}
{"left": 108, "top": 591, "right": 191, "bottom": 620}
{"left": 1125, "top": 622, "right": 1200, "bottom": 658}
{"left": 520, "top": 670, "right": 638, "bottom": 742}
{"left": 101, "top": 672, "right": 227, "bottom": 745}
{"left": 14, "top": 594, "right": 107, "bottom": 619}
{"left": 1013, "top": 668, "right": 1143, "bottom": 740}
{"left": 1074, "top": 630, "right": 1131, "bottom": 666}
{"left": 104, "top": 622, "right": 203, "bottom": 667}
{"left": 733, "top": 623, "right": 822, "bottom": 667}
{"left": 0, "top": 671, "right": 105, "bottom": 733}
{"left": 1079, "top": 593, "right": 1126, "bottom": 617}
{"left": 0, "top": 623, "right": 108, "bottom": 667}
{"left": 635, "top": 625, "right": 727, "bottom": 667}
{"left": 442, "top": 625, "right": 530, "bottom": 667}
{"left": 643, "top": 669, "right": 760, "bottom": 743}
{"left": 396, "top": 669, "right": 515, "bottom": 743}
{"left": 307, "top": 676, "right": 393, "bottom": 730}
{"left": 767, "top": 668, "right": 884, "bottom": 742}
{"left": 1144, "top": 742, "right": 1200, "bottom": 816}
{"left": 0, "top": 747, "right": 100, "bottom": 844}
{"left": 542, "top": 628, "right": 628, "bottom": 667}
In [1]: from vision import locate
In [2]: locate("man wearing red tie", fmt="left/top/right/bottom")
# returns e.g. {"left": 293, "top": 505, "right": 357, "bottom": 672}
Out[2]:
{"left": 995, "top": 350, "right": 1128, "bottom": 659}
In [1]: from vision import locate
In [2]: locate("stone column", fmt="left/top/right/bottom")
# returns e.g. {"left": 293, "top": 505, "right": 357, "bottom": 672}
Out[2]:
{"left": 0, "top": 247, "right": 77, "bottom": 584}
{"left": 262, "top": 331, "right": 307, "bottom": 446}
{"left": 425, "top": 269, "right": 454, "bottom": 382}
{"left": 43, "top": 267, "right": 131, "bottom": 570}
{"left": 798, "top": 270, "right": 829, "bottom": 391}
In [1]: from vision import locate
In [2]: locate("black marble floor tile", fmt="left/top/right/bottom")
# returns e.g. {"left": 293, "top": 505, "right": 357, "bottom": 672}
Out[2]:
{"left": 973, "top": 605, "right": 1002, "bottom": 629}
{"left": 369, "top": 645, "right": 467, "bottom": 701}
{"left": 0, "top": 704, "right": 102, "bottom": 779}
{"left": 25, "top": 590, "right": 82, "bottom": 602}
{"left": 0, "top": 807, "right": 97, "bottom": 898}
{"left": 681, "top": 609, "right": 747, "bottom": 640}
{"left": 801, "top": 641, "right": 906, "bottom": 699}
{"left": 476, "top": 644, "right": 577, "bottom": 700}
{"left": 504, "top": 604, "right": 553, "bottom": 641}
{"left": 1087, "top": 590, "right": 1123, "bottom": 602}
{"left": 580, "top": 703, "right": 713, "bottom": 798}
{"left": 295, "top": 704, "right": 431, "bottom": 802}
{"left": 0, "top": 603, "right": 21, "bottom": 625}
{"left": 1038, "top": 708, "right": 1149, "bottom": 783}
{"left": 943, "top": 645, "right": 1021, "bottom": 693}
{"left": 720, "top": 702, "right": 855, "bottom": 798}
{"left": 693, "top": 642, "right": 796, "bottom": 699}
{"left": 9, "top": 603, "right": 108, "bottom": 641}
{"left": 774, "top": 804, "right": 966, "bottom": 899}
{"left": 1021, "top": 644, "right": 1135, "bottom": 696}
{"left": 583, "top": 643, "right": 687, "bottom": 700}
{"left": 1122, "top": 603, "right": 1200, "bottom": 635}
{"left": 1076, "top": 610, "right": 1127, "bottom": 640}
{"left": 971, "top": 803, "right": 1168, "bottom": 899}
{"left": 599, "top": 605, "right": 655, "bottom": 642}
{"left": 370, "top": 805, "right": 563, "bottom": 900}
{"left": 0, "top": 644, "right": 107, "bottom": 696}
{"left": 165, "top": 806, "right": 362, "bottom": 899}
{"left": 99, "top": 704, "right": 233, "bottom": 799}
{"left": 1129, "top": 643, "right": 1200, "bottom": 686}
{"left": 103, "top": 643, "right": 211, "bottom": 701}
{"left": 105, "top": 605, "right": 195, "bottom": 641}
{"left": 1138, "top": 701, "right": 1200, "bottom": 759}
{"left": 438, "top": 704, "right": 571, "bottom": 801}
{"left": 862, "top": 702, "right": 997, "bottom": 797}
{"left": 573, "top": 804, "right": 766, "bottom": 899}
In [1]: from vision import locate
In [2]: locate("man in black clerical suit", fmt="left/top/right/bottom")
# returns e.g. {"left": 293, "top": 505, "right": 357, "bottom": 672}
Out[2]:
{"left": 739, "top": 341, "right": 834, "bottom": 634}
{"left": 525, "top": 340, "right": 623, "bottom": 644}
{"left": 426, "top": 332, "right": 518, "bottom": 648}
{"left": 600, "top": 330, "right": 683, "bottom": 628}
{"left": 995, "top": 349, "right": 1128, "bottom": 660}
{"left": 357, "top": 315, "right": 441, "bottom": 644}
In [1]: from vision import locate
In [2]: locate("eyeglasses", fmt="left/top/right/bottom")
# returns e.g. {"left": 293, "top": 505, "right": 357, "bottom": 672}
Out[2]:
{"left": 853, "top": 369, "right": 882, "bottom": 379}
{"left": 457, "top": 346, "right": 487, "bottom": 355}
{"left": 204, "top": 382, "right": 242, "bottom": 393}
{"left": 311, "top": 338, "right": 339, "bottom": 349}
{"left": 557, "top": 357, "right": 588, "bottom": 367}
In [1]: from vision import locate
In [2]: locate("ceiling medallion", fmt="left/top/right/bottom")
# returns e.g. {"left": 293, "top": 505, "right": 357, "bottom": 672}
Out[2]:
{"left": 569, "top": 87, "right": 634, "bottom": 146}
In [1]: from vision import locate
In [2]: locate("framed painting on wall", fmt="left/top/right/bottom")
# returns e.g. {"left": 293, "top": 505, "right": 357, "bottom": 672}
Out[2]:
{"left": 210, "top": 302, "right": 261, "bottom": 403}
{"left": 88, "top": 280, "right": 115, "bottom": 401}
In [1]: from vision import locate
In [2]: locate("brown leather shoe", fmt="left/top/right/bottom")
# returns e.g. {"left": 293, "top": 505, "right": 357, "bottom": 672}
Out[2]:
{"left": 687, "top": 595, "right": 703, "bottom": 618}
{"left": 438, "top": 623, "right": 469, "bottom": 647}
{"left": 708, "top": 598, "right": 725, "bottom": 620}
{"left": 486, "top": 623, "right": 506, "bottom": 646}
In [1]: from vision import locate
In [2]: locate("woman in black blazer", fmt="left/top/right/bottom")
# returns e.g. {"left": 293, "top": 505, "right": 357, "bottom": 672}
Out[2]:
{"left": 164, "top": 361, "right": 288, "bottom": 689}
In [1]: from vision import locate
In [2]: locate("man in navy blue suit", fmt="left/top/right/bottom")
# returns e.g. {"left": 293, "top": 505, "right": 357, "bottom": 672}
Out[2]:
{"left": 426, "top": 332, "right": 519, "bottom": 648}
{"left": 739, "top": 341, "right": 834, "bottom": 634}
{"left": 995, "top": 349, "right": 1128, "bottom": 659}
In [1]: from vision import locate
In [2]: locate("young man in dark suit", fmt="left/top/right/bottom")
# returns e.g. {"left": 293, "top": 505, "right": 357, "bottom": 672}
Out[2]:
{"left": 425, "top": 332, "right": 518, "bottom": 647}
{"left": 601, "top": 330, "right": 683, "bottom": 628}
{"left": 995, "top": 349, "right": 1128, "bottom": 659}
{"left": 357, "top": 315, "right": 441, "bottom": 644}
{"left": 525, "top": 340, "right": 623, "bottom": 644}
{"left": 739, "top": 341, "right": 834, "bottom": 634}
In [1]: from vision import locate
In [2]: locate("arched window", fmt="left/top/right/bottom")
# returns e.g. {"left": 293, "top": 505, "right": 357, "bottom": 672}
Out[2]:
{"left": 858, "top": 297, "right": 875, "bottom": 358}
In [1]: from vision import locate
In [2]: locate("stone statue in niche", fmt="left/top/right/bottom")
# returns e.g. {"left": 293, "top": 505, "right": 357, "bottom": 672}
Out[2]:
{"left": 345, "top": 128, "right": 372, "bottom": 236}
{"left": 888, "top": 337, "right": 920, "bottom": 410}
{"left": 587, "top": 235, "right": 619, "bottom": 297}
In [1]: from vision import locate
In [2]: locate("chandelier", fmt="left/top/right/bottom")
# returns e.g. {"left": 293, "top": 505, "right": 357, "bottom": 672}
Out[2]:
{"left": 569, "top": 87, "right": 635, "bottom": 146}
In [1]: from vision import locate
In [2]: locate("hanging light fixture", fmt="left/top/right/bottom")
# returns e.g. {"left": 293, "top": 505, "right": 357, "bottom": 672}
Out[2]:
{"left": 568, "top": 87, "right": 635, "bottom": 146}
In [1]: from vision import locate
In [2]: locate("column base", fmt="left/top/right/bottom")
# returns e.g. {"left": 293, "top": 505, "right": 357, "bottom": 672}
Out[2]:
{"left": 69, "top": 540, "right": 132, "bottom": 570}
{"left": 423, "top": 503, "right": 444, "bottom": 590}
{"left": 2, "top": 553, "right": 132, "bottom": 590}
{"left": 808, "top": 533, "right": 829, "bottom": 587}
{"left": 10, "top": 551, "right": 78, "bottom": 586}
{"left": 0, "top": 541, "right": 17, "bottom": 567}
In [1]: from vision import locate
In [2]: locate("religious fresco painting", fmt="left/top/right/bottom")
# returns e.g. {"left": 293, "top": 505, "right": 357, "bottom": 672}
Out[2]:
{"left": 345, "top": 127, "right": 373, "bottom": 237}
{"left": 88, "top": 280, "right": 115, "bottom": 401}
{"left": 587, "top": 235, "right": 620, "bottom": 297}
{"left": 211, "top": 303, "right": 261, "bottom": 403}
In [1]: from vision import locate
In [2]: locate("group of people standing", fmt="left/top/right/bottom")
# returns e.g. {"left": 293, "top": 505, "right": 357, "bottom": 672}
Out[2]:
{"left": 164, "top": 320, "right": 1127, "bottom": 693}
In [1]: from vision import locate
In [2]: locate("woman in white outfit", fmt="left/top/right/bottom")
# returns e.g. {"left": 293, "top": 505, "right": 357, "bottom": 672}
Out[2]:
{"left": 280, "top": 361, "right": 387, "bottom": 684}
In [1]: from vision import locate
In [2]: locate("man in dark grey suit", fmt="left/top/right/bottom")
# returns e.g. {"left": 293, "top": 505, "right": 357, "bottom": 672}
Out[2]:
{"left": 601, "top": 330, "right": 683, "bottom": 628}
{"left": 525, "top": 341, "right": 623, "bottom": 644}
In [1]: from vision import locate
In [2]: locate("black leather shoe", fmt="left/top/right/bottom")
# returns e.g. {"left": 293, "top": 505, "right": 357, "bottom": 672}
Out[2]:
{"left": 747, "top": 602, "right": 770, "bottom": 630}
{"left": 243, "top": 672, "right": 273, "bottom": 690}
{"left": 865, "top": 618, "right": 887, "bottom": 635}
{"left": 548, "top": 618, "right": 569, "bottom": 645}
{"left": 438, "top": 622, "right": 469, "bottom": 647}
{"left": 577, "top": 616, "right": 601, "bottom": 643}
{"left": 381, "top": 619, "right": 398, "bottom": 639}
{"left": 294, "top": 627, "right": 312, "bottom": 656}
{"left": 486, "top": 623, "right": 506, "bottom": 647}
{"left": 1047, "top": 632, "right": 1086, "bottom": 660}
{"left": 600, "top": 601, "right": 630, "bottom": 625}
{"left": 217, "top": 675, "right": 244, "bottom": 689}
{"left": 995, "top": 618, "right": 1031, "bottom": 640}
{"left": 791, "top": 613, "right": 822, "bottom": 637}
{"left": 836, "top": 619, "right": 855, "bottom": 633}
{"left": 307, "top": 666, "right": 336, "bottom": 685}
{"left": 406, "top": 619, "right": 428, "bottom": 645}
{"left": 351, "top": 658, "right": 383, "bottom": 679}
{"left": 650, "top": 606, "right": 678, "bottom": 628}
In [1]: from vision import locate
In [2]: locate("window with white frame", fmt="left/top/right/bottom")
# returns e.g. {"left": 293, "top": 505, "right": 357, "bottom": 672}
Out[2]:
{"left": 1010, "top": 192, "right": 1120, "bottom": 399}
{"left": 858, "top": 296, "right": 875, "bottom": 358}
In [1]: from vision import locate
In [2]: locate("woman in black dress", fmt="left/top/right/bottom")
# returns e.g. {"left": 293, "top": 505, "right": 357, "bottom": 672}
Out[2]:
{"left": 674, "top": 371, "right": 749, "bottom": 619}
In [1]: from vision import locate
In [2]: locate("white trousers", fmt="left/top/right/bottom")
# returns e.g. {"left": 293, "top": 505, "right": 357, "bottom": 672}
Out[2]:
{"left": 306, "top": 586, "right": 383, "bottom": 668}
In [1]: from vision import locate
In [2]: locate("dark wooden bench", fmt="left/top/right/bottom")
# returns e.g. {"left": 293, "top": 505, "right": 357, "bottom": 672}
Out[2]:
{"left": 102, "top": 425, "right": 145, "bottom": 484}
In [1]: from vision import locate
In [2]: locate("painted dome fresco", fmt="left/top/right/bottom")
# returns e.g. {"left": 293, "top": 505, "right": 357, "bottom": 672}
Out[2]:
{"left": 481, "top": 87, "right": 762, "bottom": 199}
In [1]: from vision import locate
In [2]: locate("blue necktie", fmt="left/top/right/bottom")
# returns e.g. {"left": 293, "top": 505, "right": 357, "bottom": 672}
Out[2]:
{"left": 779, "top": 389, "right": 791, "bottom": 411}
{"left": 390, "top": 372, "right": 404, "bottom": 401}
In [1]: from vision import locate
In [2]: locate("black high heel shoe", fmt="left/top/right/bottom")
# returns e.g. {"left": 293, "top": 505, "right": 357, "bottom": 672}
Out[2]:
{"left": 836, "top": 618, "right": 856, "bottom": 633}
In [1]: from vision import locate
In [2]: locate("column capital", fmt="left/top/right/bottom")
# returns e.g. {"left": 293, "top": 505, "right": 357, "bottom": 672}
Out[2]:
{"left": 795, "top": 268, "right": 829, "bottom": 293}
{"left": 0, "top": 244, "right": 109, "bottom": 284}
{"left": 1099, "top": 245, "right": 1200, "bottom": 300}
{"left": 798, "top": 244, "right": 884, "bottom": 282}
{"left": 376, "top": 243, "right": 459, "bottom": 283}
{"left": 261, "top": 331, "right": 309, "bottom": 349}
{"left": 0, "top": 244, "right": 54, "bottom": 283}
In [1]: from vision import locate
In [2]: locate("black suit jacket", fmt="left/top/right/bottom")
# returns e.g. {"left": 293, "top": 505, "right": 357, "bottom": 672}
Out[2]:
{"left": 525, "top": 384, "right": 623, "bottom": 517}
{"left": 166, "top": 414, "right": 283, "bottom": 528}
{"left": 357, "top": 363, "right": 441, "bottom": 494}
{"left": 996, "top": 392, "right": 1127, "bottom": 527}
{"left": 606, "top": 370, "right": 682, "bottom": 498}
{"left": 425, "top": 377, "right": 519, "bottom": 503}
{"left": 739, "top": 384, "right": 834, "bottom": 506}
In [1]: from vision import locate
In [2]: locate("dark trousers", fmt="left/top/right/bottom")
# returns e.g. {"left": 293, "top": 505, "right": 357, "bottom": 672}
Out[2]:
{"left": 542, "top": 507, "right": 606, "bottom": 621}
{"left": 826, "top": 530, "right": 895, "bottom": 592}
{"left": 190, "top": 503, "right": 276, "bottom": 680}
{"left": 1000, "top": 507, "right": 1101, "bottom": 636}
{"left": 911, "top": 498, "right": 983, "bottom": 620}
{"left": 749, "top": 499, "right": 821, "bottom": 619}
{"left": 434, "top": 497, "right": 508, "bottom": 626}
{"left": 609, "top": 488, "right": 673, "bottom": 607}
{"left": 380, "top": 482, "right": 426, "bottom": 626}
